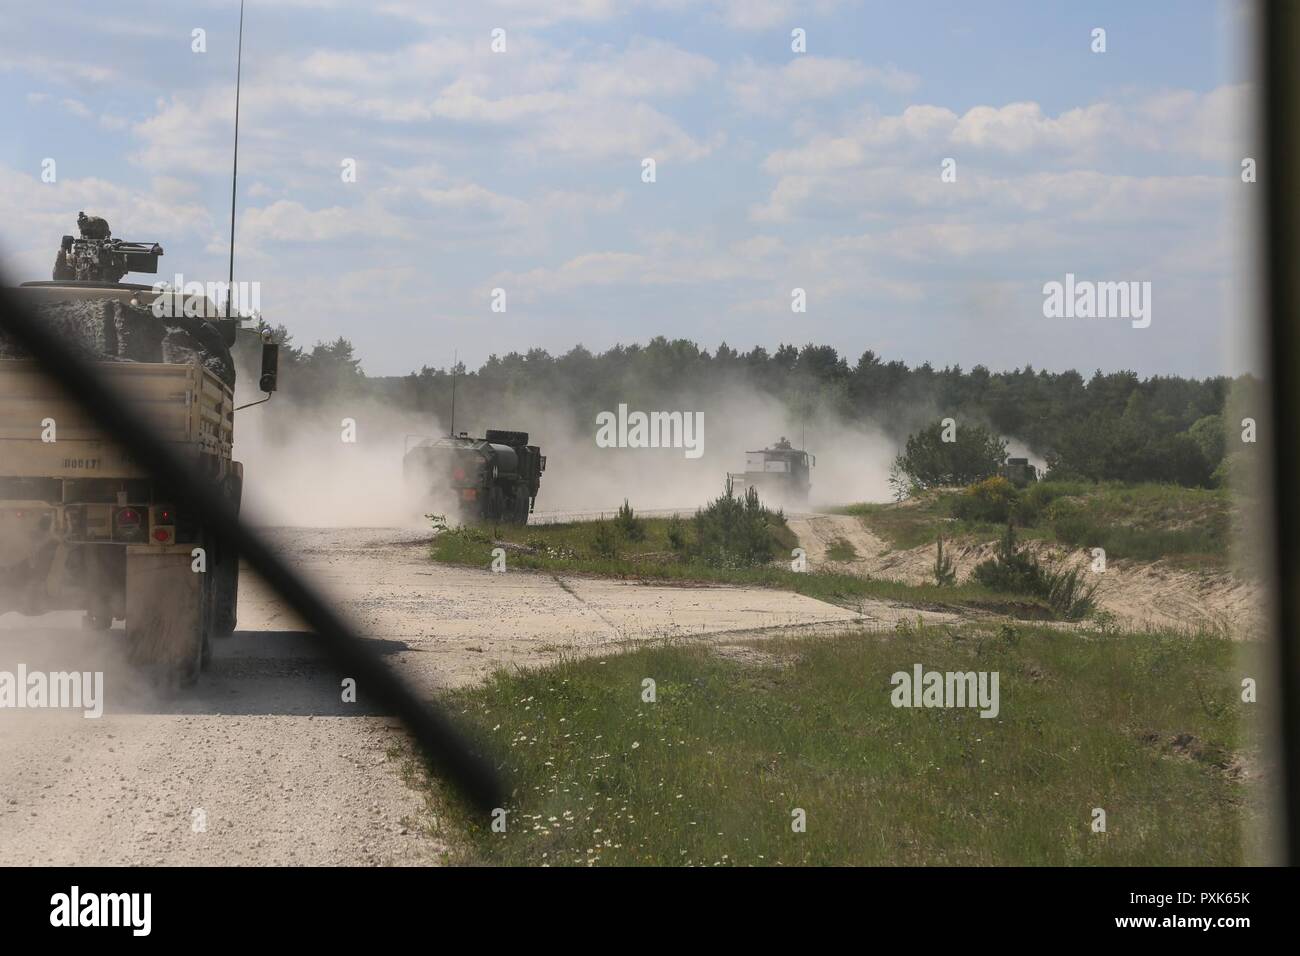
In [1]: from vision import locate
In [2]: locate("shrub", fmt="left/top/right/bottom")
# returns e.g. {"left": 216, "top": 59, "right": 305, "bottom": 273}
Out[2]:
{"left": 951, "top": 476, "right": 1019, "bottom": 523}
{"left": 590, "top": 520, "right": 619, "bottom": 559}
{"left": 1014, "top": 480, "right": 1090, "bottom": 525}
{"left": 614, "top": 499, "right": 647, "bottom": 542}
{"left": 827, "top": 537, "right": 858, "bottom": 561}
{"left": 666, "top": 515, "right": 688, "bottom": 551}
{"left": 972, "top": 521, "right": 1098, "bottom": 620}
{"left": 933, "top": 534, "right": 957, "bottom": 587}
{"left": 1043, "top": 563, "right": 1099, "bottom": 620}
{"left": 892, "top": 421, "right": 1007, "bottom": 490}
{"left": 972, "top": 523, "right": 1041, "bottom": 594}
{"left": 691, "top": 479, "right": 778, "bottom": 567}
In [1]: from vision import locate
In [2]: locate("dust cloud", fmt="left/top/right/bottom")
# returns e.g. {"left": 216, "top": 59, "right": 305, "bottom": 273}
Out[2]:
{"left": 231, "top": 372, "right": 900, "bottom": 527}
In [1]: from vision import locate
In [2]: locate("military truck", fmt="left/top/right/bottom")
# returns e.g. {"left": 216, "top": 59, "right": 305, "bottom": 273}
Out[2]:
{"left": 727, "top": 437, "right": 814, "bottom": 507}
{"left": 404, "top": 429, "right": 545, "bottom": 524}
{"left": 998, "top": 457, "right": 1038, "bottom": 488}
{"left": 0, "top": 215, "right": 278, "bottom": 685}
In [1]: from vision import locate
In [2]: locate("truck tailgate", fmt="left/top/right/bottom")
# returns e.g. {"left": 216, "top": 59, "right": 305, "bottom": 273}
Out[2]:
{"left": 0, "top": 359, "right": 232, "bottom": 479}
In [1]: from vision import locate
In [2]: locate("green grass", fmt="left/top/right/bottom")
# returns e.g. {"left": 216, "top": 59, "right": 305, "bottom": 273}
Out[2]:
{"left": 429, "top": 623, "right": 1261, "bottom": 866}
{"left": 825, "top": 537, "right": 858, "bottom": 561}
{"left": 430, "top": 518, "right": 1055, "bottom": 618}
{"left": 839, "top": 481, "right": 1236, "bottom": 567}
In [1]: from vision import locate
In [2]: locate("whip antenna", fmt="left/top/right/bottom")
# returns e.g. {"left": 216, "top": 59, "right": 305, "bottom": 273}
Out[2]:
{"left": 226, "top": 0, "right": 245, "bottom": 319}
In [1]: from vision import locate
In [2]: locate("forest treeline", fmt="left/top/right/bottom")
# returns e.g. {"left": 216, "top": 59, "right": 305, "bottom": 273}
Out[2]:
{"left": 260, "top": 326, "right": 1259, "bottom": 489}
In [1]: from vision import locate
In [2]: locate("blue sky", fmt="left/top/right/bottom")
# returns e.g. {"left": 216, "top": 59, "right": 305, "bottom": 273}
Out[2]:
{"left": 0, "top": 0, "right": 1257, "bottom": 377}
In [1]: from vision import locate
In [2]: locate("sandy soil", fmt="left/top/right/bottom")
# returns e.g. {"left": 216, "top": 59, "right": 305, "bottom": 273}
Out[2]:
{"left": 785, "top": 513, "right": 1264, "bottom": 635}
{"left": 1, "top": 525, "right": 938, "bottom": 866}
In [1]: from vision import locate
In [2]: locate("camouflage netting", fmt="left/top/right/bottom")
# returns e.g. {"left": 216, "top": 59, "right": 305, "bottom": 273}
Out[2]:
{"left": 0, "top": 298, "right": 235, "bottom": 387}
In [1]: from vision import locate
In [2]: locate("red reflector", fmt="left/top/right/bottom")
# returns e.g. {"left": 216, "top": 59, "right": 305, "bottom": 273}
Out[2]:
{"left": 117, "top": 508, "right": 141, "bottom": 525}
{"left": 452, "top": 467, "right": 466, "bottom": 480}
{"left": 461, "top": 489, "right": 477, "bottom": 500}
{"left": 152, "top": 529, "right": 171, "bottom": 542}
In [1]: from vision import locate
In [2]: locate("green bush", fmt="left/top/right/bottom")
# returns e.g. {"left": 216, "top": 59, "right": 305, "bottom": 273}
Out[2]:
{"left": 590, "top": 520, "right": 619, "bottom": 559}
{"left": 972, "top": 522, "right": 1097, "bottom": 620}
{"left": 666, "top": 515, "right": 688, "bottom": 551}
{"left": 951, "top": 476, "right": 1019, "bottom": 523}
{"left": 892, "top": 420, "right": 1007, "bottom": 492}
{"left": 691, "top": 480, "right": 778, "bottom": 567}
{"left": 615, "top": 499, "right": 647, "bottom": 542}
{"left": 1014, "top": 480, "right": 1090, "bottom": 525}
{"left": 1042, "top": 563, "right": 1099, "bottom": 621}
{"left": 972, "top": 523, "right": 1042, "bottom": 594}
{"left": 933, "top": 534, "right": 957, "bottom": 587}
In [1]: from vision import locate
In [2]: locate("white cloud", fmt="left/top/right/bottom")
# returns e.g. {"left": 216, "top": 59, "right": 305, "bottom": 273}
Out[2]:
{"left": 236, "top": 200, "right": 402, "bottom": 243}
{"left": 0, "top": 164, "right": 211, "bottom": 280}
{"left": 730, "top": 56, "right": 918, "bottom": 112}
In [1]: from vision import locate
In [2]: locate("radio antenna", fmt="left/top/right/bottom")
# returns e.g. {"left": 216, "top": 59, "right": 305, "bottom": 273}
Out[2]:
{"left": 448, "top": 350, "right": 458, "bottom": 438}
{"left": 226, "top": 0, "right": 245, "bottom": 320}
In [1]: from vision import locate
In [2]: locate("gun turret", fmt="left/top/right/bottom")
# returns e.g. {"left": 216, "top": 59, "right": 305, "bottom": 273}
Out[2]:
{"left": 52, "top": 211, "right": 163, "bottom": 284}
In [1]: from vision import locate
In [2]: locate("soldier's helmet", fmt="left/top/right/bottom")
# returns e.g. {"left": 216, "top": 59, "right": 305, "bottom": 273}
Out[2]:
{"left": 76, "top": 211, "right": 112, "bottom": 240}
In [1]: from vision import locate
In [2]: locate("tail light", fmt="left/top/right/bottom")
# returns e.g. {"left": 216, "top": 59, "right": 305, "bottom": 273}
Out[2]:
{"left": 149, "top": 504, "right": 176, "bottom": 545}
{"left": 113, "top": 506, "right": 145, "bottom": 542}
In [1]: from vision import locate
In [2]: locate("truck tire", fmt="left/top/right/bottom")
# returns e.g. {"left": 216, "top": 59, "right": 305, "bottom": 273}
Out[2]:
{"left": 125, "top": 547, "right": 208, "bottom": 688}
{"left": 210, "top": 472, "right": 242, "bottom": 638}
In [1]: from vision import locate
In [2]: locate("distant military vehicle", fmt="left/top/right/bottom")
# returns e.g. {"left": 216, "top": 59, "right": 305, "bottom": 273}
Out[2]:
{"left": 404, "top": 429, "right": 545, "bottom": 524}
{"left": 727, "top": 437, "right": 814, "bottom": 507}
{"left": 998, "top": 457, "right": 1038, "bottom": 487}
{"left": 0, "top": 214, "right": 279, "bottom": 685}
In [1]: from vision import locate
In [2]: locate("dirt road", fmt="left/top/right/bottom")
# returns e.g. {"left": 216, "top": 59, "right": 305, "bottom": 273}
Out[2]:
{"left": 0, "top": 525, "right": 876, "bottom": 866}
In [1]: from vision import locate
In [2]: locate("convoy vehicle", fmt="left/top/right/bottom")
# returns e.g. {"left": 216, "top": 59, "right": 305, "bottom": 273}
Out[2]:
{"left": 727, "top": 437, "right": 814, "bottom": 507}
{"left": 404, "top": 429, "right": 545, "bottom": 524}
{"left": 0, "top": 216, "right": 277, "bottom": 684}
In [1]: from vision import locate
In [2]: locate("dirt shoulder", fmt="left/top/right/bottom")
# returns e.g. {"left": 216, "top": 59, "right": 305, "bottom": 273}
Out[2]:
{"left": 785, "top": 512, "right": 1263, "bottom": 635}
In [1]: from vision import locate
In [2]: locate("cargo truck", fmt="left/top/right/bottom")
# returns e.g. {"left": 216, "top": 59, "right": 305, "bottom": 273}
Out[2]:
{"left": 727, "top": 437, "right": 814, "bottom": 508}
{"left": 0, "top": 216, "right": 277, "bottom": 685}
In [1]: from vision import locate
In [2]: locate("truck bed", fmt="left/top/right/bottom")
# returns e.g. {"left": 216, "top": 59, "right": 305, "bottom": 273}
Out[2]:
{"left": 0, "top": 359, "right": 233, "bottom": 479}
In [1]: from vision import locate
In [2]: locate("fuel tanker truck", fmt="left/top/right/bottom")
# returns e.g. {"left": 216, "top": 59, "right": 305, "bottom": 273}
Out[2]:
{"left": 0, "top": 214, "right": 280, "bottom": 686}
{"left": 403, "top": 429, "right": 545, "bottom": 524}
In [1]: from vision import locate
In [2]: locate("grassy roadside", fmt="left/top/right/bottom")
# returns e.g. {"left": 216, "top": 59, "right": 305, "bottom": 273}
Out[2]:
{"left": 429, "top": 516, "right": 1054, "bottom": 618}
{"left": 839, "top": 481, "right": 1235, "bottom": 568}
{"left": 425, "top": 623, "right": 1261, "bottom": 866}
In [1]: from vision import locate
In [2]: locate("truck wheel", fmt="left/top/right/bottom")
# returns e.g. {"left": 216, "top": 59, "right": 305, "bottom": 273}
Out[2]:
{"left": 125, "top": 548, "right": 208, "bottom": 688}
{"left": 210, "top": 547, "right": 238, "bottom": 639}
{"left": 211, "top": 472, "right": 242, "bottom": 638}
{"left": 82, "top": 610, "right": 113, "bottom": 630}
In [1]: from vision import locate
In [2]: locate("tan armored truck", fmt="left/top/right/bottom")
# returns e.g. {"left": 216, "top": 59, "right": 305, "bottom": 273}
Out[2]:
{"left": 727, "top": 437, "right": 814, "bottom": 508}
{"left": 0, "top": 215, "right": 278, "bottom": 685}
